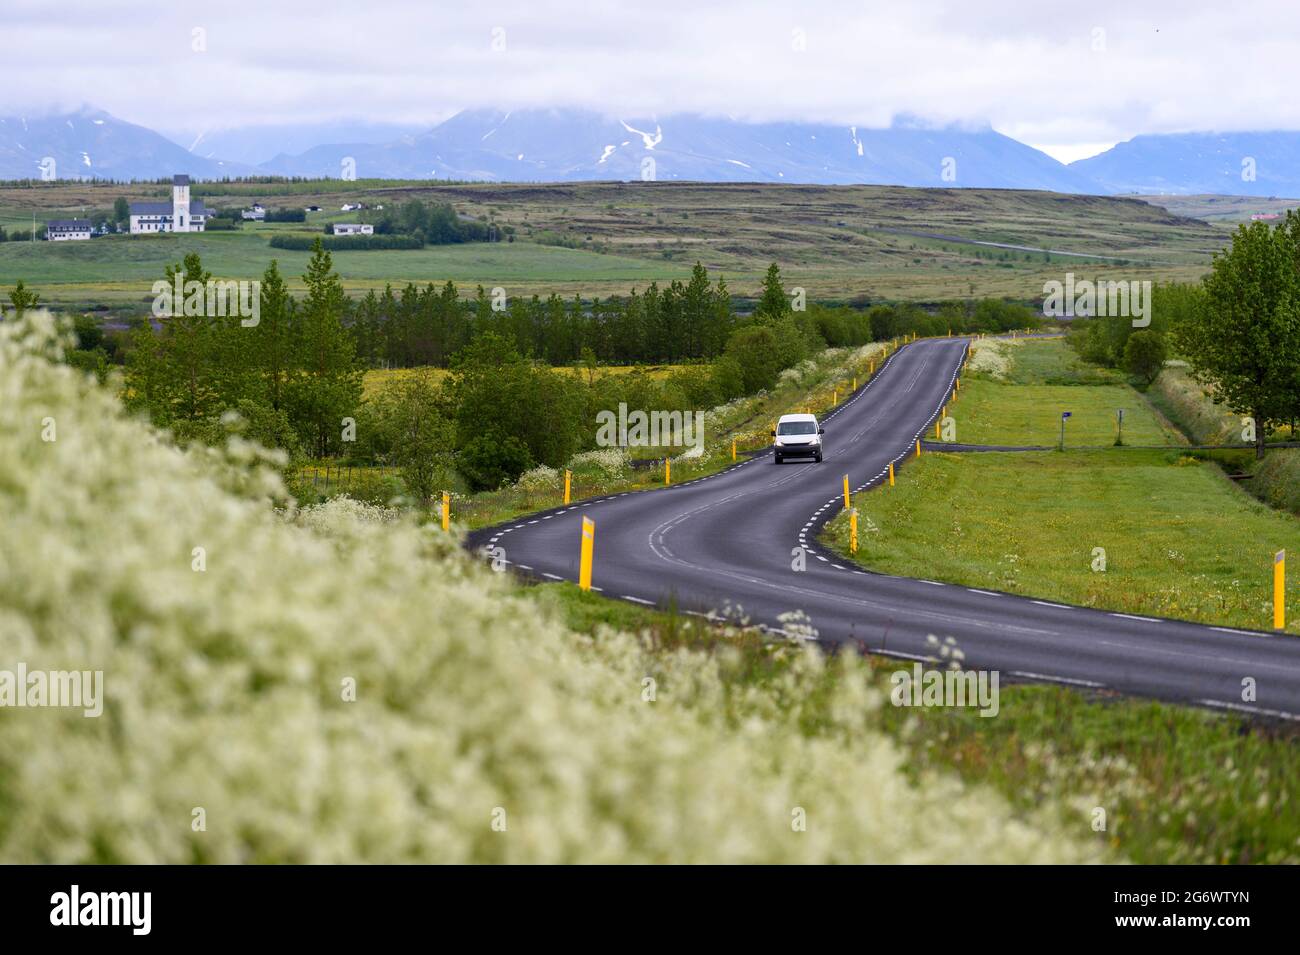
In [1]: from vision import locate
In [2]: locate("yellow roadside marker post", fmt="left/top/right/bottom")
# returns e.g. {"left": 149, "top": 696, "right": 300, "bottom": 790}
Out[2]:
{"left": 850, "top": 509, "right": 858, "bottom": 553}
{"left": 915, "top": 439, "right": 922, "bottom": 458}
{"left": 888, "top": 462, "right": 895, "bottom": 486}
{"left": 853, "top": 376, "right": 857, "bottom": 391}
{"left": 564, "top": 469, "right": 571, "bottom": 505}
{"left": 935, "top": 420, "right": 942, "bottom": 440}
{"left": 731, "top": 438, "right": 737, "bottom": 461}
{"left": 441, "top": 492, "right": 450, "bottom": 532}
{"left": 665, "top": 458, "right": 671, "bottom": 486}
{"left": 579, "top": 517, "right": 595, "bottom": 591}
{"left": 843, "top": 475, "right": 851, "bottom": 510}
{"left": 834, "top": 388, "right": 839, "bottom": 404}
{"left": 1275, "top": 550, "right": 1287, "bottom": 630}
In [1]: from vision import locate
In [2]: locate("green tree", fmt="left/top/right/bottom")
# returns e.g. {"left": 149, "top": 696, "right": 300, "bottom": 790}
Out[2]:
{"left": 755, "top": 263, "right": 790, "bottom": 322}
{"left": 286, "top": 240, "right": 363, "bottom": 457}
{"left": 113, "top": 197, "right": 130, "bottom": 226}
{"left": 444, "top": 332, "right": 584, "bottom": 473}
{"left": 725, "top": 324, "right": 787, "bottom": 393}
{"left": 8, "top": 280, "right": 40, "bottom": 317}
{"left": 1123, "top": 330, "right": 1168, "bottom": 386}
{"left": 252, "top": 260, "right": 295, "bottom": 410}
{"left": 1173, "top": 220, "right": 1300, "bottom": 458}
{"left": 366, "top": 371, "right": 453, "bottom": 500}
{"left": 125, "top": 254, "right": 219, "bottom": 423}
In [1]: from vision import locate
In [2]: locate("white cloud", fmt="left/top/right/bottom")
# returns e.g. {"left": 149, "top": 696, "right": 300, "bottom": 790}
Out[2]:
{"left": 3, "top": 0, "right": 1299, "bottom": 154}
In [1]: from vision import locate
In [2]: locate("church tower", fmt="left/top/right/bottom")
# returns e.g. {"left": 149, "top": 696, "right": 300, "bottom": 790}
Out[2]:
{"left": 171, "top": 174, "right": 191, "bottom": 232}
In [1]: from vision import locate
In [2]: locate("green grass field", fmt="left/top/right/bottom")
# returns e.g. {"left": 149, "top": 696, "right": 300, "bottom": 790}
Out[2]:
{"left": 0, "top": 230, "right": 678, "bottom": 305}
{"left": 361, "top": 362, "right": 685, "bottom": 399}
{"left": 948, "top": 339, "right": 1178, "bottom": 446}
{"left": 830, "top": 339, "right": 1300, "bottom": 633}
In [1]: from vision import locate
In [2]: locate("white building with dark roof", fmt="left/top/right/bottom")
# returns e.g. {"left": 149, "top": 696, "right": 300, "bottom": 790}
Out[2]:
{"left": 46, "top": 219, "right": 93, "bottom": 241}
{"left": 332, "top": 223, "right": 373, "bottom": 236}
{"left": 129, "top": 175, "right": 209, "bottom": 234}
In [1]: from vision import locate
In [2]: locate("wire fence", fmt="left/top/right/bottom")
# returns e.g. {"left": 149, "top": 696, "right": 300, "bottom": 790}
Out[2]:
{"left": 293, "top": 465, "right": 402, "bottom": 501}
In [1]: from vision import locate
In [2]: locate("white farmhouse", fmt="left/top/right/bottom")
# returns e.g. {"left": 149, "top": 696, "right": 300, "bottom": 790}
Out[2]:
{"left": 129, "top": 175, "right": 209, "bottom": 234}
{"left": 332, "top": 223, "right": 374, "bottom": 236}
{"left": 46, "top": 219, "right": 93, "bottom": 241}
{"left": 241, "top": 203, "right": 266, "bottom": 221}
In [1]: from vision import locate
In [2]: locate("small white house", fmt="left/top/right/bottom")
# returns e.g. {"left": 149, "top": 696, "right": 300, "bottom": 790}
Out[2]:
{"left": 47, "top": 219, "right": 93, "bottom": 241}
{"left": 332, "top": 223, "right": 373, "bottom": 236}
{"left": 129, "top": 175, "right": 209, "bottom": 234}
{"left": 241, "top": 203, "right": 266, "bottom": 221}
{"left": 340, "top": 203, "right": 364, "bottom": 212}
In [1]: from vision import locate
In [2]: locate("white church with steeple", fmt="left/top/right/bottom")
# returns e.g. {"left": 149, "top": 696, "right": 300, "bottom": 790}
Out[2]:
{"left": 129, "top": 175, "right": 210, "bottom": 234}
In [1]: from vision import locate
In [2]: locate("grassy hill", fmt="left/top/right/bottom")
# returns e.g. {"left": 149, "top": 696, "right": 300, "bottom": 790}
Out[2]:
{"left": 0, "top": 179, "right": 1228, "bottom": 308}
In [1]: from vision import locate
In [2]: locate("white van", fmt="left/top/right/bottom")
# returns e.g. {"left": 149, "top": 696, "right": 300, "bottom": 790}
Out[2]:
{"left": 772, "top": 413, "right": 824, "bottom": 464}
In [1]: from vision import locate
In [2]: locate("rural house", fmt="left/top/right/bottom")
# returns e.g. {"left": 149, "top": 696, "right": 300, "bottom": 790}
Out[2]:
{"left": 46, "top": 219, "right": 93, "bottom": 241}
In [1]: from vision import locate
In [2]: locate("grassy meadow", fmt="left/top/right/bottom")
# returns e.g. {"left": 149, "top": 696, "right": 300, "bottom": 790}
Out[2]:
{"left": 0, "top": 179, "right": 1227, "bottom": 307}
{"left": 829, "top": 338, "right": 1300, "bottom": 633}
{"left": 948, "top": 337, "right": 1179, "bottom": 446}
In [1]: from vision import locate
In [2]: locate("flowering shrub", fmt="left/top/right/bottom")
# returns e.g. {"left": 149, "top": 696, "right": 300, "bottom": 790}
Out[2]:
{"left": 567, "top": 447, "right": 629, "bottom": 478}
{"left": 967, "top": 338, "right": 1022, "bottom": 380}
{"left": 0, "top": 313, "right": 1096, "bottom": 863}
{"left": 516, "top": 464, "right": 561, "bottom": 492}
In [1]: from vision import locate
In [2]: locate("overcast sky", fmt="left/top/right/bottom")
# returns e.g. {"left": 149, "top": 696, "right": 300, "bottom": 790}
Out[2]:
{"left": 5, "top": 0, "right": 1299, "bottom": 161}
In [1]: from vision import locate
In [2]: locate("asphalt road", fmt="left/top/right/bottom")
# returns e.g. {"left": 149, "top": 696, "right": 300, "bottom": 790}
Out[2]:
{"left": 469, "top": 337, "right": 1300, "bottom": 718}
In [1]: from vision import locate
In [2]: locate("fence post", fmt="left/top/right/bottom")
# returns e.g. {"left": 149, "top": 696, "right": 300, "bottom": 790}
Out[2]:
{"left": 1276, "top": 550, "right": 1287, "bottom": 630}
{"left": 579, "top": 517, "right": 596, "bottom": 591}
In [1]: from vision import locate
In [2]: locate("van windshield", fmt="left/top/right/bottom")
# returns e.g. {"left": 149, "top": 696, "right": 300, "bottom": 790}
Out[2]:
{"left": 778, "top": 421, "right": 817, "bottom": 435}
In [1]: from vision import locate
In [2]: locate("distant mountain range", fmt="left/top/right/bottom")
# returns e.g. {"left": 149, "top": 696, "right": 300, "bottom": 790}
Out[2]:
{"left": 1068, "top": 132, "right": 1300, "bottom": 197}
{"left": 0, "top": 108, "right": 253, "bottom": 181}
{"left": 3, "top": 106, "right": 1299, "bottom": 198}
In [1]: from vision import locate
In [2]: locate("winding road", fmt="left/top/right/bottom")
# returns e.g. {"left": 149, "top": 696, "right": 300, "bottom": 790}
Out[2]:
{"left": 469, "top": 337, "right": 1300, "bottom": 718}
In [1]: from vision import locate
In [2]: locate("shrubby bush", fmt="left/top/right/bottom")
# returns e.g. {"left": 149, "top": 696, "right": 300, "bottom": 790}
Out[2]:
{"left": 269, "top": 234, "right": 424, "bottom": 252}
{"left": 0, "top": 312, "right": 1100, "bottom": 862}
{"left": 458, "top": 432, "right": 533, "bottom": 491}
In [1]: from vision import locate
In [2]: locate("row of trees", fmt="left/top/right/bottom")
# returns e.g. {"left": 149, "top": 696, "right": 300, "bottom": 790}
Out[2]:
{"left": 350, "top": 264, "right": 1042, "bottom": 370}
{"left": 125, "top": 246, "right": 362, "bottom": 458}
{"left": 351, "top": 262, "right": 739, "bottom": 368}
